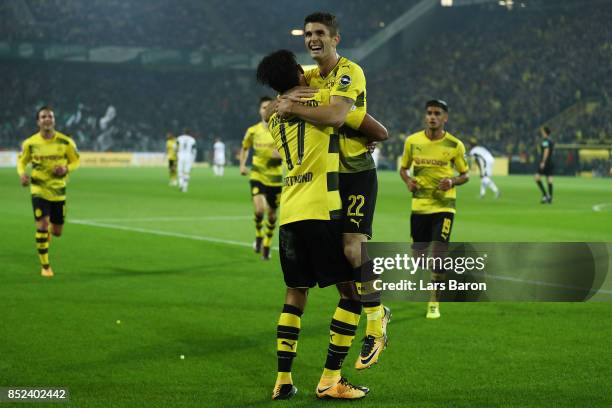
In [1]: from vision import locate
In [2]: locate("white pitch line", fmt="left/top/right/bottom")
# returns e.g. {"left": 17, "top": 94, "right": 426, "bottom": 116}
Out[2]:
{"left": 72, "top": 215, "right": 252, "bottom": 222}
{"left": 475, "top": 272, "right": 612, "bottom": 296}
{"left": 592, "top": 203, "right": 612, "bottom": 212}
{"left": 70, "top": 219, "right": 279, "bottom": 251}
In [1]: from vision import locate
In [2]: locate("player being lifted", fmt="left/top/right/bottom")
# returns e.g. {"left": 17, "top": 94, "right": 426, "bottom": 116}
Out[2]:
{"left": 166, "top": 132, "right": 178, "bottom": 186}
{"left": 399, "top": 100, "right": 469, "bottom": 319}
{"left": 17, "top": 106, "right": 80, "bottom": 277}
{"left": 275, "top": 12, "right": 390, "bottom": 370}
{"left": 239, "top": 97, "right": 283, "bottom": 260}
{"left": 176, "top": 130, "right": 197, "bottom": 193}
{"left": 468, "top": 138, "right": 500, "bottom": 199}
{"left": 258, "top": 49, "right": 370, "bottom": 400}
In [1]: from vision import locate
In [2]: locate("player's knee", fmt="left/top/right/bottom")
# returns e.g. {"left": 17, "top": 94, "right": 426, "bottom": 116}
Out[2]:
{"left": 51, "top": 227, "right": 62, "bottom": 237}
{"left": 343, "top": 244, "right": 361, "bottom": 267}
{"left": 337, "top": 281, "right": 359, "bottom": 301}
{"left": 267, "top": 211, "right": 277, "bottom": 224}
{"left": 285, "top": 288, "right": 308, "bottom": 310}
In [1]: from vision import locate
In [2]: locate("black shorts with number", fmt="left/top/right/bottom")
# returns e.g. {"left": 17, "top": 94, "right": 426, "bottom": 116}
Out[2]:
{"left": 411, "top": 212, "right": 454, "bottom": 244}
{"left": 31, "top": 197, "right": 66, "bottom": 225}
{"left": 249, "top": 180, "right": 281, "bottom": 209}
{"left": 339, "top": 169, "right": 378, "bottom": 238}
{"left": 279, "top": 220, "right": 353, "bottom": 288}
{"left": 536, "top": 161, "right": 554, "bottom": 176}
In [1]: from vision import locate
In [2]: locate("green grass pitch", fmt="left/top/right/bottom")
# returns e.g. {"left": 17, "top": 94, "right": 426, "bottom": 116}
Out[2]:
{"left": 1, "top": 167, "right": 611, "bottom": 407}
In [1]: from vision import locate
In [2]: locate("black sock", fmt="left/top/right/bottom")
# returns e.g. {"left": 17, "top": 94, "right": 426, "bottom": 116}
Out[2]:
{"left": 536, "top": 180, "right": 547, "bottom": 196}
{"left": 547, "top": 183, "right": 553, "bottom": 198}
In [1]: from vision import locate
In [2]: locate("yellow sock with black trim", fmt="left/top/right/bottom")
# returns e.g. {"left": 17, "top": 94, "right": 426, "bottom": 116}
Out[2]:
{"left": 254, "top": 214, "right": 264, "bottom": 238}
{"left": 356, "top": 261, "right": 383, "bottom": 338}
{"left": 263, "top": 218, "right": 276, "bottom": 247}
{"left": 35, "top": 229, "right": 50, "bottom": 269}
{"left": 364, "top": 304, "right": 384, "bottom": 338}
{"left": 322, "top": 299, "right": 361, "bottom": 379}
{"left": 276, "top": 304, "right": 302, "bottom": 384}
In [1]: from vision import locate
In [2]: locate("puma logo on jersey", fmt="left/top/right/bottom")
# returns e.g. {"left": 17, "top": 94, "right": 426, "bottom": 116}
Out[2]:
{"left": 350, "top": 218, "right": 362, "bottom": 228}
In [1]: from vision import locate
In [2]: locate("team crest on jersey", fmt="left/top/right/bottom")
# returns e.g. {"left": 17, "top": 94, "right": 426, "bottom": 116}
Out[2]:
{"left": 338, "top": 75, "right": 351, "bottom": 88}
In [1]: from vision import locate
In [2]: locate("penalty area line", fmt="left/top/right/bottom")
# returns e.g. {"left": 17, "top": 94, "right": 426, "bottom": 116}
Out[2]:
{"left": 70, "top": 219, "right": 279, "bottom": 251}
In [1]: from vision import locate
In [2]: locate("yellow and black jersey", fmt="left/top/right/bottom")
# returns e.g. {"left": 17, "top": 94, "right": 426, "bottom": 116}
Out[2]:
{"left": 242, "top": 122, "right": 283, "bottom": 187}
{"left": 400, "top": 131, "right": 468, "bottom": 214}
{"left": 17, "top": 131, "right": 80, "bottom": 202}
{"left": 305, "top": 56, "right": 373, "bottom": 173}
{"left": 268, "top": 89, "right": 341, "bottom": 226}
{"left": 166, "top": 137, "right": 177, "bottom": 161}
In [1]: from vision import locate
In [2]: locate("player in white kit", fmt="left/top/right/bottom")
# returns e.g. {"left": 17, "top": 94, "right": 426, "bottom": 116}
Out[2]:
{"left": 468, "top": 138, "right": 500, "bottom": 199}
{"left": 212, "top": 138, "right": 226, "bottom": 176}
{"left": 176, "top": 131, "right": 197, "bottom": 192}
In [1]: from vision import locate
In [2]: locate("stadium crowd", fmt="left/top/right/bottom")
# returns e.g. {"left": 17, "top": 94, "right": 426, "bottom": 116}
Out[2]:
{"left": 1, "top": 1, "right": 610, "bottom": 170}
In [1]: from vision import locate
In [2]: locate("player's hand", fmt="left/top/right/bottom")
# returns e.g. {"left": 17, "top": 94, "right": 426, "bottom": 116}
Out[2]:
{"left": 20, "top": 174, "right": 30, "bottom": 186}
{"left": 54, "top": 166, "right": 68, "bottom": 176}
{"left": 282, "top": 86, "right": 317, "bottom": 102}
{"left": 276, "top": 98, "right": 294, "bottom": 119}
{"left": 407, "top": 178, "right": 419, "bottom": 193}
{"left": 366, "top": 142, "right": 377, "bottom": 154}
{"left": 239, "top": 166, "right": 248, "bottom": 176}
{"left": 539, "top": 161, "right": 545, "bottom": 170}
{"left": 438, "top": 178, "right": 454, "bottom": 191}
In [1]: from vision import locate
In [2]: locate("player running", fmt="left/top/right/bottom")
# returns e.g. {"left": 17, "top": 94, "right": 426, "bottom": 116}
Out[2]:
{"left": 239, "top": 97, "right": 283, "bottom": 260}
{"left": 399, "top": 100, "right": 469, "bottom": 319}
{"left": 176, "top": 130, "right": 197, "bottom": 193}
{"left": 275, "top": 11, "right": 391, "bottom": 371}
{"left": 468, "top": 138, "right": 500, "bottom": 199}
{"left": 166, "top": 132, "right": 178, "bottom": 186}
{"left": 17, "top": 106, "right": 80, "bottom": 277}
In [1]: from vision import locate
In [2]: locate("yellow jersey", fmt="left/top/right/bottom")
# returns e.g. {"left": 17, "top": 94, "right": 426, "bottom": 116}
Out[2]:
{"left": 166, "top": 137, "right": 177, "bottom": 160}
{"left": 17, "top": 131, "right": 80, "bottom": 202}
{"left": 242, "top": 122, "right": 283, "bottom": 187}
{"left": 305, "top": 56, "right": 373, "bottom": 173}
{"left": 268, "top": 90, "right": 341, "bottom": 226}
{"left": 400, "top": 131, "right": 468, "bottom": 214}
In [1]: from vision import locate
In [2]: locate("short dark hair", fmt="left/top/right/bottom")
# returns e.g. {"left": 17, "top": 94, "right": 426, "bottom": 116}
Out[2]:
{"left": 304, "top": 12, "right": 339, "bottom": 36}
{"left": 256, "top": 50, "right": 302, "bottom": 94}
{"left": 542, "top": 126, "right": 551, "bottom": 135}
{"left": 259, "top": 96, "right": 273, "bottom": 105}
{"left": 36, "top": 105, "right": 53, "bottom": 120}
{"left": 425, "top": 99, "right": 449, "bottom": 112}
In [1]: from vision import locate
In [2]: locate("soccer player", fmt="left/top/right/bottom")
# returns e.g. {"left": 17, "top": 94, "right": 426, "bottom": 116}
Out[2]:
{"left": 275, "top": 11, "right": 391, "bottom": 371}
{"left": 166, "top": 132, "right": 178, "bottom": 186}
{"left": 535, "top": 126, "right": 555, "bottom": 203}
{"left": 17, "top": 106, "right": 80, "bottom": 277}
{"left": 212, "top": 137, "right": 226, "bottom": 177}
{"left": 257, "top": 49, "right": 368, "bottom": 400}
{"left": 239, "top": 97, "right": 283, "bottom": 260}
{"left": 468, "top": 138, "right": 500, "bottom": 198}
{"left": 176, "top": 130, "right": 196, "bottom": 193}
{"left": 399, "top": 100, "right": 469, "bottom": 319}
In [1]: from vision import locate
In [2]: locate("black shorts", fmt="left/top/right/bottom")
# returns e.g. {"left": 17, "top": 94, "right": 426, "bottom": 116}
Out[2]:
{"left": 536, "top": 162, "right": 554, "bottom": 176}
{"left": 168, "top": 159, "right": 176, "bottom": 169}
{"left": 411, "top": 212, "right": 454, "bottom": 245}
{"left": 32, "top": 197, "right": 66, "bottom": 225}
{"left": 249, "top": 180, "right": 281, "bottom": 210}
{"left": 279, "top": 220, "right": 353, "bottom": 288}
{"left": 339, "top": 169, "right": 378, "bottom": 238}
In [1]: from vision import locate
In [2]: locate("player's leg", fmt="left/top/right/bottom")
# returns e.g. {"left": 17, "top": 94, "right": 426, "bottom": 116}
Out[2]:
{"left": 219, "top": 163, "right": 224, "bottom": 176}
{"left": 273, "top": 222, "right": 316, "bottom": 400}
{"left": 250, "top": 181, "right": 266, "bottom": 253}
{"left": 312, "top": 220, "right": 368, "bottom": 399}
{"left": 262, "top": 186, "right": 280, "bottom": 260}
{"left": 479, "top": 176, "right": 487, "bottom": 198}
{"left": 182, "top": 159, "right": 193, "bottom": 192}
{"left": 484, "top": 173, "right": 500, "bottom": 198}
{"left": 32, "top": 198, "right": 53, "bottom": 277}
{"left": 426, "top": 213, "right": 454, "bottom": 319}
{"left": 49, "top": 201, "right": 65, "bottom": 237}
{"left": 177, "top": 157, "right": 185, "bottom": 190}
{"left": 546, "top": 174, "right": 553, "bottom": 203}
{"left": 534, "top": 172, "right": 548, "bottom": 202}
{"left": 169, "top": 160, "right": 177, "bottom": 186}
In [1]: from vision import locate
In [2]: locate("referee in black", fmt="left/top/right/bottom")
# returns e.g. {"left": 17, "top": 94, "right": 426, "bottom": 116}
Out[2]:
{"left": 535, "top": 126, "right": 555, "bottom": 203}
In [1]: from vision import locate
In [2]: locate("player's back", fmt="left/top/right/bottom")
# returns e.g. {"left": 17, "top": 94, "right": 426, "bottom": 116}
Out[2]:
{"left": 268, "top": 90, "right": 341, "bottom": 225}
{"left": 470, "top": 146, "right": 494, "bottom": 163}
{"left": 176, "top": 134, "right": 196, "bottom": 156}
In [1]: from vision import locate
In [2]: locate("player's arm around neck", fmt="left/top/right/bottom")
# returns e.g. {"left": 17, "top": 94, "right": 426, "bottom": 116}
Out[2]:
{"left": 281, "top": 95, "right": 353, "bottom": 128}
